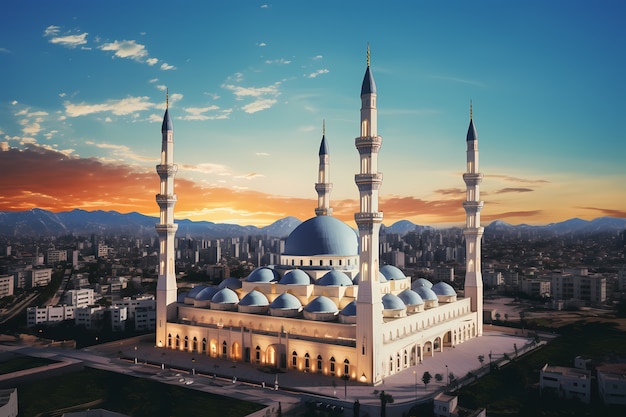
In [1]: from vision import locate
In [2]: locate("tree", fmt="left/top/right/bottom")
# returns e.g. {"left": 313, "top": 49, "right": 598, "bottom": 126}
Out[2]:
{"left": 495, "top": 312, "right": 501, "bottom": 322}
{"left": 379, "top": 390, "right": 393, "bottom": 417}
{"left": 514, "top": 343, "right": 518, "bottom": 358}
{"left": 504, "top": 313, "right": 509, "bottom": 322}
{"left": 435, "top": 373, "right": 443, "bottom": 383}
{"left": 422, "top": 371, "right": 432, "bottom": 390}
{"left": 478, "top": 355, "right": 485, "bottom": 367}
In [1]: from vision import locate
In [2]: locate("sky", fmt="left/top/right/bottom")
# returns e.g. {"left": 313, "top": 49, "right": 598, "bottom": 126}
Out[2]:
{"left": 1, "top": 0, "right": 625, "bottom": 228}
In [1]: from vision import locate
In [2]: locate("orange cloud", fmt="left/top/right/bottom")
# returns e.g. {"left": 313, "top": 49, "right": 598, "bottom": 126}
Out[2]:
{"left": 576, "top": 207, "right": 626, "bottom": 218}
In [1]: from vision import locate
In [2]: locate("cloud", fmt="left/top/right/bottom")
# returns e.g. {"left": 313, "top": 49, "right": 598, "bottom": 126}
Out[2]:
{"left": 490, "top": 174, "right": 549, "bottom": 184}
{"left": 313, "top": 55, "right": 323, "bottom": 60}
{"left": 223, "top": 82, "right": 281, "bottom": 114}
{"left": 256, "top": 152, "right": 270, "bottom": 157}
{"left": 307, "top": 69, "right": 329, "bottom": 78}
{"left": 265, "top": 58, "right": 291, "bottom": 65}
{"left": 99, "top": 39, "right": 148, "bottom": 60}
{"left": 44, "top": 25, "right": 88, "bottom": 48}
{"left": 147, "top": 58, "right": 158, "bottom": 66}
{"left": 160, "top": 62, "right": 175, "bottom": 71}
{"left": 0, "top": 47, "right": 10, "bottom": 54}
{"left": 43, "top": 25, "right": 60, "bottom": 37}
{"left": 64, "top": 96, "right": 155, "bottom": 117}
{"left": 576, "top": 207, "right": 626, "bottom": 218}
{"left": 258, "top": 42, "right": 267, "bottom": 47}
{"left": 482, "top": 210, "right": 544, "bottom": 222}
{"left": 434, "top": 188, "right": 464, "bottom": 196}
{"left": 495, "top": 187, "right": 534, "bottom": 194}
{"left": 181, "top": 105, "right": 222, "bottom": 120}
{"left": 429, "top": 75, "right": 485, "bottom": 87}
{"left": 242, "top": 99, "right": 277, "bottom": 113}
{"left": 87, "top": 142, "right": 154, "bottom": 162}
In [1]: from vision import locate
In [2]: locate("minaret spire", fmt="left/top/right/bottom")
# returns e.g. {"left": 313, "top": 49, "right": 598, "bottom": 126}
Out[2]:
{"left": 355, "top": 45, "right": 383, "bottom": 385}
{"left": 155, "top": 91, "right": 178, "bottom": 348}
{"left": 463, "top": 104, "right": 485, "bottom": 336}
{"left": 315, "top": 120, "right": 333, "bottom": 216}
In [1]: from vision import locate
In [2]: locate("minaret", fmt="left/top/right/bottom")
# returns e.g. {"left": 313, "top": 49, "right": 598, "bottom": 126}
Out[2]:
{"left": 155, "top": 91, "right": 179, "bottom": 348}
{"left": 463, "top": 102, "right": 485, "bottom": 336}
{"left": 315, "top": 121, "right": 333, "bottom": 216}
{"left": 355, "top": 45, "right": 384, "bottom": 384}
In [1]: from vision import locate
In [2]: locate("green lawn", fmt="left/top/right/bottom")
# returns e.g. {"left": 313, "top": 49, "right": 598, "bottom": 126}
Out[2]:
{"left": 17, "top": 367, "right": 264, "bottom": 417}
{"left": 0, "top": 355, "right": 56, "bottom": 375}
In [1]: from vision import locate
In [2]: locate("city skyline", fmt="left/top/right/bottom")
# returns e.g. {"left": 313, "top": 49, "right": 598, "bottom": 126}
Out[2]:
{"left": 1, "top": 1, "right": 625, "bottom": 227}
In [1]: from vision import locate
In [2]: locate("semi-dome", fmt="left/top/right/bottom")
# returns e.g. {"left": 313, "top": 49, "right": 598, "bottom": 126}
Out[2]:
{"left": 414, "top": 278, "right": 433, "bottom": 288}
{"left": 380, "top": 265, "right": 406, "bottom": 280}
{"left": 211, "top": 288, "right": 239, "bottom": 304}
{"left": 279, "top": 269, "right": 312, "bottom": 285}
{"left": 397, "top": 289, "right": 424, "bottom": 306}
{"left": 353, "top": 271, "right": 387, "bottom": 284}
{"left": 238, "top": 290, "right": 269, "bottom": 306}
{"left": 246, "top": 266, "right": 279, "bottom": 283}
{"left": 219, "top": 277, "right": 242, "bottom": 290}
{"left": 283, "top": 216, "right": 358, "bottom": 256}
{"left": 432, "top": 282, "right": 456, "bottom": 296}
{"left": 382, "top": 293, "right": 406, "bottom": 310}
{"left": 318, "top": 270, "right": 353, "bottom": 286}
{"left": 415, "top": 286, "right": 438, "bottom": 301}
{"left": 269, "top": 292, "right": 302, "bottom": 310}
{"left": 339, "top": 300, "right": 357, "bottom": 317}
{"left": 304, "top": 296, "right": 338, "bottom": 313}
{"left": 187, "top": 285, "right": 208, "bottom": 298}
{"left": 195, "top": 286, "right": 219, "bottom": 301}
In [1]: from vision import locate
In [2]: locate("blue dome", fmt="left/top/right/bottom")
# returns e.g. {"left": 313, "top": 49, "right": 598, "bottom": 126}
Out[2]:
{"left": 195, "top": 286, "right": 219, "bottom": 301}
{"left": 398, "top": 289, "right": 424, "bottom": 306}
{"left": 353, "top": 271, "right": 387, "bottom": 284}
{"left": 382, "top": 293, "right": 406, "bottom": 310}
{"left": 415, "top": 286, "right": 438, "bottom": 301}
{"left": 177, "top": 292, "right": 188, "bottom": 303}
{"left": 318, "top": 270, "right": 353, "bottom": 286}
{"left": 283, "top": 216, "right": 358, "bottom": 256}
{"left": 269, "top": 292, "right": 302, "bottom": 310}
{"left": 279, "top": 269, "right": 312, "bottom": 285}
{"left": 239, "top": 290, "right": 269, "bottom": 306}
{"left": 211, "top": 288, "right": 239, "bottom": 304}
{"left": 414, "top": 278, "right": 433, "bottom": 288}
{"left": 432, "top": 282, "right": 457, "bottom": 296}
{"left": 380, "top": 265, "right": 406, "bottom": 280}
{"left": 339, "top": 300, "right": 357, "bottom": 316}
{"left": 219, "top": 277, "right": 242, "bottom": 290}
{"left": 246, "top": 267, "right": 279, "bottom": 283}
{"left": 187, "top": 285, "right": 208, "bottom": 298}
{"left": 304, "top": 296, "right": 338, "bottom": 313}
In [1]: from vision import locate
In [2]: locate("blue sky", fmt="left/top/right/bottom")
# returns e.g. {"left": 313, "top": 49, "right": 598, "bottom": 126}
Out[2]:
{"left": 1, "top": 0, "right": 625, "bottom": 227}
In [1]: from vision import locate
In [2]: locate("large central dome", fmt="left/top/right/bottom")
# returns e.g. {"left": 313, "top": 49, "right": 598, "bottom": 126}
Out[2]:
{"left": 283, "top": 216, "right": 358, "bottom": 256}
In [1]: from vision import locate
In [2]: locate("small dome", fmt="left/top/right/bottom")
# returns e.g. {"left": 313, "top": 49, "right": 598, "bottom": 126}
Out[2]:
{"left": 398, "top": 289, "right": 424, "bottom": 306}
{"left": 177, "top": 292, "right": 188, "bottom": 303}
{"left": 219, "top": 277, "right": 242, "bottom": 290}
{"left": 211, "top": 288, "right": 239, "bottom": 304}
{"left": 238, "top": 290, "right": 269, "bottom": 306}
{"left": 432, "top": 282, "right": 457, "bottom": 296}
{"left": 279, "top": 269, "right": 312, "bottom": 285}
{"left": 415, "top": 286, "right": 438, "bottom": 301}
{"left": 318, "top": 270, "right": 353, "bottom": 286}
{"left": 304, "top": 296, "right": 338, "bottom": 313}
{"left": 269, "top": 292, "right": 302, "bottom": 310}
{"left": 246, "top": 266, "right": 279, "bottom": 283}
{"left": 283, "top": 216, "right": 358, "bottom": 256}
{"left": 195, "top": 286, "right": 219, "bottom": 301}
{"left": 353, "top": 271, "right": 387, "bottom": 284}
{"left": 382, "top": 293, "right": 406, "bottom": 310}
{"left": 187, "top": 285, "right": 208, "bottom": 298}
{"left": 414, "top": 278, "right": 433, "bottom": 288}
{"left": 339, "top": 300, "right": 357, "bottom": 316}
{"left": 380, "top": 265, "right": 406, "bottom": 280}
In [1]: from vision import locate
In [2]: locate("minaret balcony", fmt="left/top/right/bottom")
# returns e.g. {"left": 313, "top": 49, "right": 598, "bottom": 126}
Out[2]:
{"left": 315, "top": 183, "right": 333, "bottom": 192}
{"left": 463, "top": 201, "right": 484, "bottom": 212}
{"left": 463, "top": 172, "right": 483, "bottom": 185}
{"left": 354, "top": 173, "right": 383, "bottom": 185}
{"left": 156, "top": 164, "right": 178, "bottom": 176}
{"left": 355, "top": 212, "right": 384, "bottom": 223}
{"left": 155, "top": 223, "right": 178, "bottom": 234}
{"left": 156, "top": 194, "right": 178, "bottom": 204}
{"left": 355, "top": 136, "right": 382, "bottom": 150}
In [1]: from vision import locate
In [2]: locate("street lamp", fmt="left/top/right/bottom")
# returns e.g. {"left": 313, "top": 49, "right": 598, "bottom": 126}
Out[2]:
{"left": 413, "top": 370, "right": 417, "bottom": 397}
{"left": 191, "top": 357, "right": 196, "bottom": 375}
{"left": 445, "top": 364, "right": 449, "bottom": 386}
{"left": 342, "top": 374, "right": 350, "bottom": 399}
{"left": 134, "top": 346, "right": 138, "bottom": 364}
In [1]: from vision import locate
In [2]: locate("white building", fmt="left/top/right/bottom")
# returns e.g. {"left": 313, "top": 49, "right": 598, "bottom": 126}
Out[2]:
{"left": 550, "top": 271, "right": 606, "bottom": 304}
{"left": 0, "top": 388, "right": 18, "bottom": 417}
{"left": 27, "top": 305, "right": 75, "bottom": 327}
{"left": 29, "top": 267, "right": 53, "bottom": 287}
{"left": 539, "top": 364, "right": 591, "bottom": 404}
{"left": 46, "top": 249, "right": 67, "bottom": 265}
{"left": 519, "top": 278, "right": 551, "bottom": 298}
{"left": 596, "top": 363, "right": 626, "bottom": 406}
{"left": 153, "top": 50, "right": 485, "bottom": 385}
{"left": 0, "top": 275, "right": 14, "bottom": 298}
{"left": 62, "top": 289, "right": 95, "bottom": 308}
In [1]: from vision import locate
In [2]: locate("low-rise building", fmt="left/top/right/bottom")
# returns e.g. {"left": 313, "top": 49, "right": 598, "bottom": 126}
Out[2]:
{"left": 539, "top": 364, "right": 591, "bottom": 404}
{"left": 27, "top": 305, "right": 75, "bottom": 327}
{"left": 62, "top": 289, "right": 95, "bottom": 308}
{"left": 0, "top": 388, "right": 18, "bottom": 417}
{"left": 596, "top": 363, "right": 626, "bottom": 406}
{"left": 0, "top": 275, "right": 14, "bottom": 298}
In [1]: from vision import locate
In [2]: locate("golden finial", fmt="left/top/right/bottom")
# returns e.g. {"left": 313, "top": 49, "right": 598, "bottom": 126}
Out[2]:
{"left": 323, "top": 119, "right": 326, "bottom": 136}
{"left": 367, "top": 43, "right": 371, "bottom": 67}
{"left": 166, "top": 88, "right": 169, "bottom": 109}
{"left": 470, "top": 100, "right": 473, "bottom": 120}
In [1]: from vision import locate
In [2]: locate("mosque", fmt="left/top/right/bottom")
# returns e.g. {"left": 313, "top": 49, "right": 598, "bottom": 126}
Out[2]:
{"left": 154, "top": 50, "right": 485, "bottom": 386}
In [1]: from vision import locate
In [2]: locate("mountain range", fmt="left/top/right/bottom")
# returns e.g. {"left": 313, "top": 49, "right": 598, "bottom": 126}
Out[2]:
{"left": 0, "top": 209, "right": 624, "bottom": 238}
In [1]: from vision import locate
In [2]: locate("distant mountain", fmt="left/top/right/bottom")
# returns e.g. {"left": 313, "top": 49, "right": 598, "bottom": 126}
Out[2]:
{"left": 0, "top": 209, "right": 623, "bottom": 238}
{"left": 485, "top": 217, "right": 626, "bottom": 235}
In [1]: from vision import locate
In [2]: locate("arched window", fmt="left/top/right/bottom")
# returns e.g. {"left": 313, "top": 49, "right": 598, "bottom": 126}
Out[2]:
{"left": 175, "top": 335, "right": 180, "bottom": 349}
{"left": 193, "top": 337, "right": 198, "bottom": 352}
{"left": 292, "top": 351, "right": 298, "bottom": 368}
{"left": 184, "top": 336, "right": 189, "bottom": 350}
{"left": 167, "top": 333, "right": 172, "bottom": 348}
{"left": 397, "top": 353, "right": 401, "bottom": 369}
{"left": 330, "top": 357, "right": 336, "bottom": 375}
{"left": 317, "top": 355, "right": 323, "bottom": 373}
{"left": 304, "top": 353, "right": 310, "bottom": 371}
{"left": 343, "top": 359, "right": 350, "bottom": 376}
{"left": 222, "top": 341, "right": 227, "bottom": 358}
{"left": 202, "top": 338, "right": 207, "bottom": 353}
